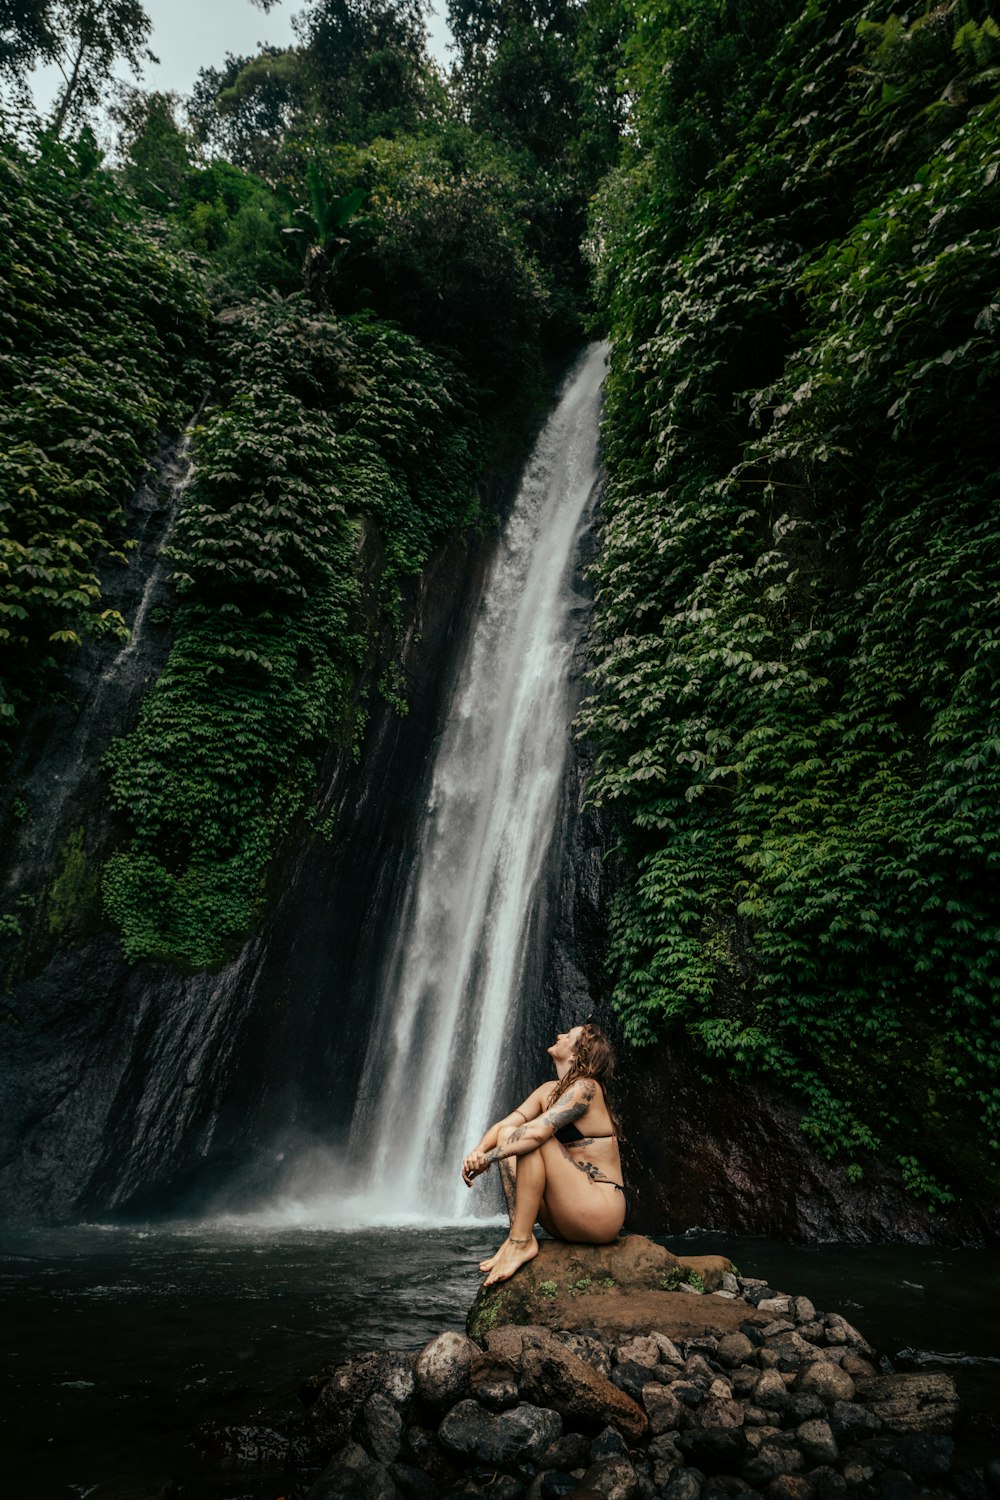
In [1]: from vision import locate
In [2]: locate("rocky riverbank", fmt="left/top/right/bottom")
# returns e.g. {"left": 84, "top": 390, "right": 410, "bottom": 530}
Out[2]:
{"left": 161, "top": 1236, "right": 1000, "bottom": 1500}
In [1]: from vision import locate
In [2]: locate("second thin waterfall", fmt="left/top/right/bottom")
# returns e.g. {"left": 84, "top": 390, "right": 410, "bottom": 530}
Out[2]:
{"left": 348, "top": 343, "right": 607, "bottom": 1222}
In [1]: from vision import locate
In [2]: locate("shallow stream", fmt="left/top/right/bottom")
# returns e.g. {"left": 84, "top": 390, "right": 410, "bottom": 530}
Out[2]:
{"left": 3, "top": 1222, "right": 999, "bottom": 1498}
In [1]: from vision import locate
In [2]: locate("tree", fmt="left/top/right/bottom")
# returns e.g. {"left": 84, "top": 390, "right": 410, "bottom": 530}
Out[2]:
{"left": 189, "top": 46, "right": 309, "bottom": 177}
{"left": 293, "top": 0, "right": 432, "bottom": 141}
{"left": 447, "top": 0, "right": 581, "bottom": 165}
{"left": 111, "top": 84, "right": 192, "bottom": 207}
{"left": 43, "top": 0, "right": 155, "bottom": 137}
{"left": 0, "top": 0, "right": 52, "bottom": 75}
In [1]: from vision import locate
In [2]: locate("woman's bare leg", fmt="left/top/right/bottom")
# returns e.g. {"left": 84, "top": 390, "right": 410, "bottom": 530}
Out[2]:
{"left": 481, "top": 1145, "right": 544, "bottom": 1285}
{"left": 480, "top": 1125, "right": 521, "bottom": 1271}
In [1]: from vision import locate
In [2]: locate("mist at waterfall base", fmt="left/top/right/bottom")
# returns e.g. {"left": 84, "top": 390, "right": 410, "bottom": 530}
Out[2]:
{"left": 4, "top": 1225, "right": 1000, "bottom": 1498}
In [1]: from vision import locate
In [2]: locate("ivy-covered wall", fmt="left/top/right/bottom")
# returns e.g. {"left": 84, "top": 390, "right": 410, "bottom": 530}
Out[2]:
{"left": 583, "top": 0, "right": 1000, "bottom": 1207}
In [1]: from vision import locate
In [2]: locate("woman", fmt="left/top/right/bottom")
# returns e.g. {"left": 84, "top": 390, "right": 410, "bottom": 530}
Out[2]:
{"left": 461, "top": 1022, "right": 626, "bottom": 1286}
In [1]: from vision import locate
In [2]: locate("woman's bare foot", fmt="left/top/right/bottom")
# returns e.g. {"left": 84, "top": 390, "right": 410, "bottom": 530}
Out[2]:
{"left": 479, "top": 1240, "right": 506, "bottom": 1272}
{"left": 482, "top": 1234, "right": 538, "bottom": 1286}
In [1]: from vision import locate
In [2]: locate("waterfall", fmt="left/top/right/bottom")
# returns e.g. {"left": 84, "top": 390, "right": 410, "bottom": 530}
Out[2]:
{"left": 344, "top": 342, "right": 607, "bottom": 1223}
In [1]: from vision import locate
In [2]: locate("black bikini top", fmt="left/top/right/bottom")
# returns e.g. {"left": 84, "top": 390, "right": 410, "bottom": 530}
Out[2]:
{"left": 555, "top": 1122, "right": 617, "bottom": 1144}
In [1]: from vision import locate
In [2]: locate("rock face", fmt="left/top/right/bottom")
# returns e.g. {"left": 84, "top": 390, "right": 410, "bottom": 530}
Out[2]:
{"left": 283, "top": 1267, "right": 966, "bottom": 1500}
{"left": 467, "top": 1236, "right": 740, "bottom": 1342}
{"left": 617, "top": 1035, "right": 1000, "bottom": 1244}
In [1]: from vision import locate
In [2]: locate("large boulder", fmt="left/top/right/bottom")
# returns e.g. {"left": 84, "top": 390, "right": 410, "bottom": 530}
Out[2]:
{"left": 437, "top": 1399, "right": 562, "bottom": 1468}
{"left": 467, "top": 1236, "right": 747, "bottom": 1343}
{"left": 483, "top": 1326, "right": 648, "bottom": 1440}
{"left": 414, "top": 1331, "right": 479, "bottom": 1412}
{"left": 854, "top": 1373, "right": 960, "bottom": 1434}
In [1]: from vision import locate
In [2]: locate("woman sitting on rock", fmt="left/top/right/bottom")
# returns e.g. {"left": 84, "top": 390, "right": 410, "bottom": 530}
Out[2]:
{"left": 462, "top": 1022, "right": 626, "bottom": 1287}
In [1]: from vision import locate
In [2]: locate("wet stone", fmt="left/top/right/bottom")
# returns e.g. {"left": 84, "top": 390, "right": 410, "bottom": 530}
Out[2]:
{"left": 307, "top": 1443, "right": 399, "bottom": 1500}
{"left": 695, "top": 1397, "right": 745, "bottom": 1431}
{"left": 616, "top": 1336, "right": 661, "bottom": 1368}
{"left": 767, "top": 1477, "right": 813, "bottom": 1500}
{"left": 592, "top": 1425, "right": 629, "bottom": 1459}
{"left": 415, "top": 1333, "right": 478, "bottom": 1412}
{"left": 718, "top": 1334, "right": 754, "bottom": 1369}
{"left": 797, "top": 1363, "right": 856, "bottom": 1405}
{"left": 840, "top": 1450, "right": 878, "bottom": 1487}
{"left": 652, "top": 1333, "right": 686, "bottom": 1366}
{"left": 756, "top": 1370, "right": 790, "bottom": 1411}
{"left": 437, "top": 1400, "right": 562, "bottom": 1470}
{"left": 580, "top": 1455, "right": 641, "bottom": 1500}
{"left": 664, "top": 1468, "right": 704, "bottom": 1500}
{"left": 672, "top": 1381, "right": 706, "bottom": 1409}
{"left": 613, "top": 1361, "right": 658, "bottom": 1402}
{"left": 796, "top": 1420, "right": 838, "bottom": 1466}
{"left": 824, "top": 1317, "right": 873, "bottom": 1357}
{"left": 476, "top": 1381, "right": 520, "bottom": 1412}
{"left": 389, "top": 1461, "right": 437, "bottom": 1500}
{"left": 543, "top": 1433, "right": 592, "bottom": 1471}
{"left": 362, "top": 1393, "right": 404, "bottom": 1465}
{"left": 745, "top": 1427, "right": 782, "bottom": 1450}
{"left": 840, "top": 1353, "right": 877, "bottom": 1382}
{"left": 678, "top": 1427, "right": 750, "bottom": 1475}
{"left": 742, "top": 1441, "right": 804, "bottom": 1486}
{"left": 555, "top": 1331, "right": 612, "bottom": 1378}
{"left": 809, "top": 1468, "right": 848, "bottom": 1500}
{"left": 827, "top": 1401, "right": 876, "bottom": 1448}
{"left": 784, "top": 1393, "right": 826, "bottom": 1426}
{"left": 855, "top": 1372, "right": 959, "bottom": 1435}
{"left": 644, "top": 1384, "right": 684, "bottom": 1435}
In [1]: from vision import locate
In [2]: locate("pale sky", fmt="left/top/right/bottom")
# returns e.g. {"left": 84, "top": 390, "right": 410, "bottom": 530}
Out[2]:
{"left": 30, "top": 0, "right": 453, "bottom": 120}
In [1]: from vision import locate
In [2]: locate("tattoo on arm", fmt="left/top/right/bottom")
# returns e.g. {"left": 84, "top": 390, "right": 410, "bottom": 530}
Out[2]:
{"left": 538, "top": 1081, "right": 596, "bottom": 1137}
{"left": 484, "top": 1124, "right": 528, "bottom": 1164}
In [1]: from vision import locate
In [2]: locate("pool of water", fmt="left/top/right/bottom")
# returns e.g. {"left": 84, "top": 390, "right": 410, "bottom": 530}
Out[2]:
{"left": 2, "top": 1221, "right": 998, "bottom": 1498}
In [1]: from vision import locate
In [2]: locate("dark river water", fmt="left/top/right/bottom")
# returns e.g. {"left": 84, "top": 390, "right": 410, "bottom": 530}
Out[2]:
{"left": 3, "top": 1221, "right": 999, "bottom": 1499}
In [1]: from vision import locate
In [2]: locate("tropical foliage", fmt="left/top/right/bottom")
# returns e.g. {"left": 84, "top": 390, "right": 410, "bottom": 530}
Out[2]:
{"left": 2, "top": 0, "right": 617, "bottom": 974}
{"left": 582, "top": 0, "right": 1000, "bottom": 1200}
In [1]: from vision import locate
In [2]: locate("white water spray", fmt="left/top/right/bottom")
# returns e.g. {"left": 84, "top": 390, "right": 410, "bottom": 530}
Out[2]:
{"left": 341, "top": 343, "right": 607, "bottom": 1224}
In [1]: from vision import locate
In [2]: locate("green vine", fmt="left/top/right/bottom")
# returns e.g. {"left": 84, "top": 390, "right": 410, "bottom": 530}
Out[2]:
{"left": 583, "top": 0, "right": 1000, "bottom": 1203}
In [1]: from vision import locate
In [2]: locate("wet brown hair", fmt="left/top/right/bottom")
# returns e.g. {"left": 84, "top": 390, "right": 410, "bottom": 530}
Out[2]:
{"left": 547, "top": 1022, "right": 623, "bottom": 1137}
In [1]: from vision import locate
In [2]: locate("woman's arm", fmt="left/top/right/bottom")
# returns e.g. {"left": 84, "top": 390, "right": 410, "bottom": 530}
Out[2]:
{"left": 470, "top": 1085, "right": 548, "bottom": 1154}
{"left": 464, "top": 1081, "right": 596, "bottom": 1181}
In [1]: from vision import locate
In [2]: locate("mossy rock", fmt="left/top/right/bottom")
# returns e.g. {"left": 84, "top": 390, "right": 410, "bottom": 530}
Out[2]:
{"left": 467, "top": 1235, "right": 738, "bottom": 1343}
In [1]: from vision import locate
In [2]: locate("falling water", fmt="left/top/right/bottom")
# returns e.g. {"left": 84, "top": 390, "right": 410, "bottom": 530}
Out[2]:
{"left": 345, "top": 343, "right": 607, "bottom": 1222}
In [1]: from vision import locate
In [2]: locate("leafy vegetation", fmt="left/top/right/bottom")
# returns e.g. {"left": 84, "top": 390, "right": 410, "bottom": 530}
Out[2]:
{"left": 103, "top": 300, "right": 479, "bottom": 967}
{"left": 582, "top": 0, "right": 1000, "bottom": 1201}
{"left": 2, "top": 0, "right": 624, "bottom": 973}
{"left": 0, "top": 126, "right": 209, "bottom": 735}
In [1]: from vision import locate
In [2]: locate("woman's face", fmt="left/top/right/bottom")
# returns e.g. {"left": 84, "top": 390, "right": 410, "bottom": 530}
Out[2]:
{"left": 547, "top": 1025, "right": 584, "bottom": 1065}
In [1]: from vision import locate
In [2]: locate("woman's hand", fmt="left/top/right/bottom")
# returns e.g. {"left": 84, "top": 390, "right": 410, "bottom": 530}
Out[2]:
{"left": 462, "top": 1149, "right": 491, "bottom": 1186}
